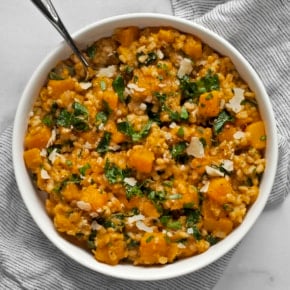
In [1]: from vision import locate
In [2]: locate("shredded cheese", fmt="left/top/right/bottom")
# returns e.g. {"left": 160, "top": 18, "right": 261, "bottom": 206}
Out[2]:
{"left": 226, "top": 88, "right": 245, "bottom": 113}
{"left": 177, "top": 58, "right": 193, "bottom": 78}
{"left": 186, "top": 137, "right": 205, "bottom": 158}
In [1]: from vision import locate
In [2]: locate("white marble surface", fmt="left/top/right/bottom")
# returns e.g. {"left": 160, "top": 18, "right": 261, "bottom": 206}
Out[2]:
{"left": 1, "top": 0, "right": 289, "bottom": 289}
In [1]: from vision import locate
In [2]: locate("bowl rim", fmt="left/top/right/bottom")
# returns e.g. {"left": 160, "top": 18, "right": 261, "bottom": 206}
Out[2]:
{"left": 12, "top": 12, "right": 278, "bottom": 281}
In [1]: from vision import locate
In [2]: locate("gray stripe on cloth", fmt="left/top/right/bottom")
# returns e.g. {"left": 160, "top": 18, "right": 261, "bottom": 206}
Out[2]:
{"left": 1, "top": 0, "right": 290, "bottom": 288}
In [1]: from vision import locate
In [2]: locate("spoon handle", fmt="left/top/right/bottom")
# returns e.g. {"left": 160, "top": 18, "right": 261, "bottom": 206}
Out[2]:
{"left": 30, "top": 0, "right": 90, "bottom": 68}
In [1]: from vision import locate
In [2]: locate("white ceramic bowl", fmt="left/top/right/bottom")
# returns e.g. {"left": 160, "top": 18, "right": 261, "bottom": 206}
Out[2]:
{"left": 13, "top": 13, "right": 278, "bottom": 280}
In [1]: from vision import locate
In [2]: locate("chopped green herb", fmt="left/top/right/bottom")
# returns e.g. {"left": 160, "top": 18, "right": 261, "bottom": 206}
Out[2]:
{"left": 222, "top": 203, "right": 232, "bottom": 212}
{"left": 125, "top": 65, "right": 133, "bottom": 75}
{"left": 177, "top": 127, "right": 184, "bottom": 138}
{"left": 95, "top": 101, "right": 112, "bottom": 126}
{"left": 245, "top": 177, "right": 253, "bottom": 186}
{"left": 145, "top": 52, "right": 157, "bottom": 65}
{"left": 100, "top": 80, "right": 106, "bottom": 91}
{"left": 241, "top": 99, "right": 258, "bottom": 107}
{"left": 72, "top": 118, "right": 89, "bottom": 131}
{"left": 104, "top": 159, "right": 130, "bottom": 184}
{"left": 73, "top": 102, "right": 88, "bottom": 117}
{"left": 167, "top": 220, "right": 182, "bottom": 230}
{"left": 154, "top": 92, "right": 167, "bottom": 104}
{"left": 96, "top": 131, "right": 111, "bottom": 154}
{"left": 46, "top": 144, "right": 62, "bottom": 155}
{"left": 168, "top": 193, "right": 182, "bottom": 200}
{"left": 146, "top": 235, "right": 154, "bottom": 243}
{"left": 54, "top": 174, "right": 82, "bottom": 194}
{"left": 179, "top": 70, "right": 220, "bottom": 102}
{"left": 160, "top": 215, "right": 171, "bottom": 225}
{"left": 56, "top": 109, "right": 72, "bottom": 127}
{"left": 128, "top": 239, "right": 140, "bottom": 249}
{"left": 157, "top": 62, "right": 168, "bottom": 71}
{"left": 86, "top": 45, "right": 96, "bottom": 59}
{"left": 191, "top": 226, "right": 202, "bottom": 240}
{"left": 79, "top": 163, "right": 91, "bottom": 176}
{"left": 167, "top": 108, "right": 181, "bottom": 121}
{"left": 201, "top": 70, "right": 220, "bottom": 91}
{"left": 125, "top": 184, "right": 142, "bottom": 200}
{"left": 42, "top": 114, "right": 54, "bottom": 127}
{"left": 205, "top": 93, "right": 213, "bottom": 100}
{"left": 56, "top": 102, "right": 89, "bottom": 131}
{"left": 117, "top": 120, "right": 153, "bottom": 142}
{"left": 206, "top": 235, "right": 220, "bottom": 245}
{"left": 112, "top": 75, "right": 125, "bottom": 102}
{"left": 162, "top": 105, "right": 188, "bottom": 122}
{"left": 180, "top": 106, "right": 189, "bottom": 120}
{"left": 95, "top": 111, "right": 108, "bottom": 125}
{"left": 148, "top": 190, "right": 166, "bottom": 202}
{"left": 48, "top": 71, "right": 64, "bottom": 80}
{"left": 170, "top": 142, "right": 187, "bottom": 160}
{"left": 137, "top": 52, "right": 157, "bottom": 66}
{"left": 186, "top": 209, "right": 201, "bottom": 227}
{"left": 260, "top": 135, "right": 267, "bottom": 141}
{"left": 183, "top": 202, "right": 194, "bottom": 209}
{"left": 75, "top": 232, "right": 84, "bottom": 239}
{"left": 131, "top": 207, "right": 140, "bottom": 215}
{"left": 163, "top": 180, "right": 173, "bottom": 187}
{"left": 133, "top": 75, "right": 138, "bottom": 83}
{"left": 65, "top": 160, "right": 73, "bottom": 167}
{"left": 87, "top": 230, "right": 97, "bottom": 249}
{"left": 213, "top": 110, "right": 234, "bottom": 134}
{"left": 103, "top": 220, "right": 115, "bottom": 229}
{"left": 199, "top": 137, "right": 207, "bottom": 147}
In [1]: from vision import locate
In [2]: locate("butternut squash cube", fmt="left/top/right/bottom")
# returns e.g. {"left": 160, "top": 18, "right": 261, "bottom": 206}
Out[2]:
{"left": 128, "top": 148, "right": 155, "bottom": 173}
{"left": 103, "top": 90, "right": 118, "bottom": 110}
{"left": 81, "top": 185, "right": 108, "bottom": 211}
{"left": 137, "top": 233, "right": 177, "bottom": 265}
{"left": 198, "top": 91, "right": 221, "bottom": 118}
{"left": 183, "top": 36, "right": 202, "bottom": 59}
{"left": 246, "top": 121, "right": 266, "bottom": 149}
{"left": 94, "top": 232, "right": 127, "bottom": 265}
{"left": 24, "top": 126, "right": 51, "bottom": 149}
{"left": 48, "top": 78, "right": 75, "bottom": 98}
{"left": 23, "top": 148, "right": 42, "bottom": 170}
{"left": 207, "top": 177, "right": 232, "bottom": 204}
{"left": 115, "top": 26, "right": 139, "bottom": 47}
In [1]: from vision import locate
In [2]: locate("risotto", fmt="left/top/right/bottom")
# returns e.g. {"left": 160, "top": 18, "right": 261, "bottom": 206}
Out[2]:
{"left": 23, "top": 27, "right": 266, "bottom": 266}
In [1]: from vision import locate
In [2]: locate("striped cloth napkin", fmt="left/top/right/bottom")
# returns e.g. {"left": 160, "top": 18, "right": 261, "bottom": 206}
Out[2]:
{"left": 0, "top": 0, "right": 289, "bottom": 289}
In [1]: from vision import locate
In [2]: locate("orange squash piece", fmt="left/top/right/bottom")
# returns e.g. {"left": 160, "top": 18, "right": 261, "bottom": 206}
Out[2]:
{"left": 218, "top": 125, "right": 237, "bottom": 142}
{"left": 48, "top": 78, "right": 75, "bottom": 98}
{"left": 183, "top": 36, "right": 202, "bottom": 59}
{"left": 81, "top": 185, "right": 108, "bottom": 211}
{"left": 53, "top": 203, "right": 82, "bottom": 235}
{"left": 128, "top": 147, "right": 155, "bottom": 173}
{"left": 246, "top": 121, "right": 266, "bottom": 149}
{"left": 94, "top": 232, "right": 127, "bottom": 265}
{"left": 62, "top": 183, "right": 81, "bottom": 202}
{"left": 207, "top": 177, "right": 232, "bottom": 204}
{"left": 24, "top": 126, "right": 51, "bottom": 149}
{"left": 203, "top": 217, "right": 233, "bottom": 235}
{"left": 198, "top": 91, "right": 221, "bottom": 118}
{"left": 115, "top": 26, "right": 139, "bottom": 46}
{"left": 158, "top": 29, "right": 175, "bottom": 43}
{"left": 138, "top": 233, "right": 177, "bottom": 265}
{"left": 102, "top": 90, "right": 118, "bottom": 110}
{"left": 105, "top": 120, "right": 126, "bottom": 144}
{"left": 23, "top": 148, "right": 42, "bottom": 170}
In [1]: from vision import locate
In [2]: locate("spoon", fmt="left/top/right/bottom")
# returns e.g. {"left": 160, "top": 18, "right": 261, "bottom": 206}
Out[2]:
{"left": 30, "top": 0, "right": 90, "bottom": 72}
